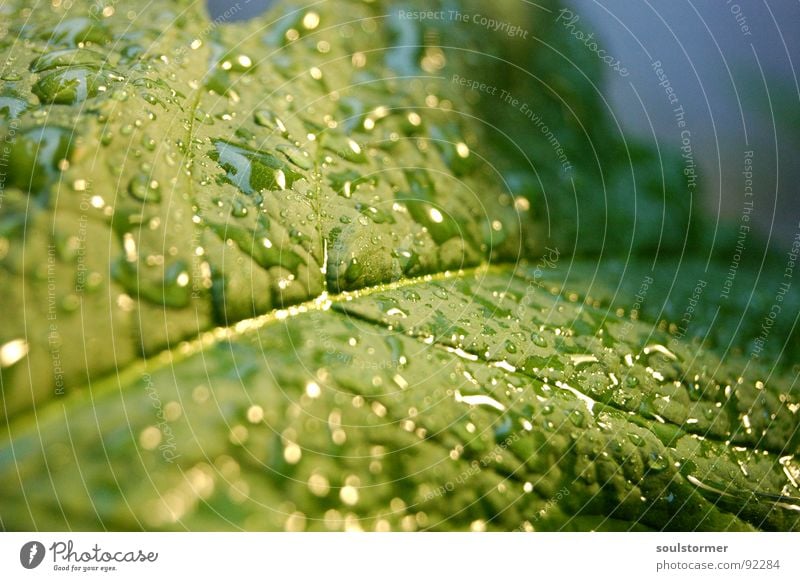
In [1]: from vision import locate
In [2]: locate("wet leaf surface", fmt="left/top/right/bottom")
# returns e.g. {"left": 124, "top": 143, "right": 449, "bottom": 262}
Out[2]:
{"left": 0, "top": 0, "right": 797, "bottom": 531}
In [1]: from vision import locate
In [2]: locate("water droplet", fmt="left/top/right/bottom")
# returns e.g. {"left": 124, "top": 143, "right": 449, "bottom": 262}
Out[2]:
{"left": 432, "top": 286, "right": 448, "bottom": 300}
{"left": 211, "top": 140, "right": 300, "bottom": 194}
{"left": 406, "top": 200, "right": 459, "bottom": 244}
{"left": 454, "top": 389, "right": 505, "bottom": 412}
{"left": 568, "top": 409, "right": 585, "bottom": 427}
{"left": 340, "top": 485, "right": 359, "bottom": 506}
{"left": 493, "top": 415, "right": 513, "bottom": 438}
{"left": 323, "top": 134, "right": 367, "bottom": 163}
{"left": 643, "top": 344, "right": 678, "bottom": 361}
{"left": 357, "top": 203, "right": 395, "bottom": 224}
{"left": 392, "top": 248, "right": 420, "bottom": 274}
{"left": 385, "top": 307, "right": 408, "bottom": 318}
{"left": 219, "top": 53, "right": 256, "bottom": 74}
{"left": 230, "top": 197, "right": 249, "bottom": 217}
{"left": 302, "top": 11, "right": 320, "bottom": 30}
{"left": 0, "top": 339, "right": 29, "bottom": 368}
{"left": 112, "top": 259, "right": 193, "bottom": 308}
{"left": 32, "top": 66, "right": 113, "bottom": 105}
{"left": 253, "top": 110, "right": 288, "bottom": 136}
{"left": 329, "top": 169, "right": 371, "bottom": 198}
{"left": 570, "top": 354, "right": 598, "bottom": 366}
{"left": 127, "top": 174, "right": 161, "bottom": 203}
{"left": 687, "top": 382, "right": 703, "bottom": 401}
{"left": 6, "top": 126, "right": 72, "bottom": 195}
{"left": 402, "top": 290, "right": 421, "bottom": 302}
{"left": 530, "top": 333, "right": 548, "bottom": 348}
{"left": 647, "top": 453, "right": 669, "bottom": 471}
{"left": 345, "top": 257, "right": 363, "bottom": 284}
{"left": 628, "top": 433, "right": 645, "bottom": 447}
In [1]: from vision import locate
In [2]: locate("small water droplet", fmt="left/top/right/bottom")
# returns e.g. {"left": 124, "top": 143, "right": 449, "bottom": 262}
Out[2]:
{"left": 253, "top": 110, "right": 288, "bottom": 136}
{"left": 568, "top": 409, "right": 585, "bottom": 427}
{"left": 6, "top": 126, "right": 73, "bottom": 196}
{"left": 432, "top": 287, "right": 449, "bottom": 300}
{"left": 530, "top": 333, "right": 548, "bottom": 348}
{"left": 625, "top": 376, "right": 639, "bottom": 388}
{"left": 647, "top": 453, "right": 669, "bottom": 471}
{"left": 628, "top": 433, "right": 645, "bottom": 447}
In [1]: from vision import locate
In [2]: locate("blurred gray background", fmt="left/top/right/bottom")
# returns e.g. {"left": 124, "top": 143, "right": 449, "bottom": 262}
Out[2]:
{"left": 566, "top": 0, "right": 800, "bottom": 249}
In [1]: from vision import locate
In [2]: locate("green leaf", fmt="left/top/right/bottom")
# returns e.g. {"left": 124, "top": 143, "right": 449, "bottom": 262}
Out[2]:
{"left": 1, "top": 0, "right": 798, "bottom": 531}
{"left": 2, "top": 264, "right": 798, "bottom": 531}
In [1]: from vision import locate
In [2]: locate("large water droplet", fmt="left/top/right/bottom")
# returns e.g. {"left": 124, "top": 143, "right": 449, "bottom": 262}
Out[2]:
{"left": 356, "top": 203, "right": 395, "bottom": 225}
{"left": 212, "top": 139, "right": 300, "bottom": 194}
{"left": 628, "top": 433, "right": 645, "bottom": 447}
{"left": 402, "top": 170, "right": 460, "bottom": 244}
{"left": 329, "top": 169, "right": 371, "bottom": 198}
{"left": 322, "top": 135, "right": 367, "bottom": 163}
{"left": 29, "top": 48, "right": 106, "bottom": 73}
{"left": 277, "top": 144, "right": 312, "bottom": 170}
{"left": 345, "top": 258, "right": 363, "bottom": 284}
{"left": 6, "top": 126, "right": 72, "bottom": 195}
{"left": 32, "top": 66, "right": 113, "bottom": 105}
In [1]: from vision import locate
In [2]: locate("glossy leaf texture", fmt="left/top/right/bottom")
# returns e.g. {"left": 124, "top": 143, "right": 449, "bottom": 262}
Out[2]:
{"left": 0, "top": 0, "right": 798, "bottom": 531}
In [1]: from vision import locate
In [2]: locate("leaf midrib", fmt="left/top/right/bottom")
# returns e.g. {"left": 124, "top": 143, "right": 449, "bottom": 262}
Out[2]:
{"left": 5, "top": 254, "right": 788, "bottom": 470}
{"left": 1, "top": 262, "right": 518, "bottom": 434}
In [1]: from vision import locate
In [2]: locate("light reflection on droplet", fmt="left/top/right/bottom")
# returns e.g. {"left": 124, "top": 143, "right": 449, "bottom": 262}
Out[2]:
{"left": 340, "top": 485, "right": 359, "bottom": 505}
{"left": 246, "top": 405, "right": 264, "bottom": 423}
{"left": 306, "top": 381, "right": 321, "bottom": 398}
{"left": 0, "top": 339, "right": 28, "bottom": 368}
{"left": 308, "top": 473, "right": 330, "bottom": 496}
{"left": 284, "top": 442, "right": 302, "bottom": 464}
{"left": 139, "top": 426, "right": 161, "bottom": 450}
{"left": 302, "top": 11, "right": 320, "bottom": 30}
{"left": 429, "top": 208, "right": 444, "bottom": 223}
{"left": 275, "top": 169, "right": 287, "bottom": 189}
{"left": 285, "top": 511, "right": 307, "bottom": 532}
{"left": 229, "top": 425, "right": 248, "bottom": 445}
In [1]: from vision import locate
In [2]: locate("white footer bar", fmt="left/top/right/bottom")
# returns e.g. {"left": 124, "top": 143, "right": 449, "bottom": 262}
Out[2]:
{"left": 1, "top": 532, "right": 797, "bottom": 579}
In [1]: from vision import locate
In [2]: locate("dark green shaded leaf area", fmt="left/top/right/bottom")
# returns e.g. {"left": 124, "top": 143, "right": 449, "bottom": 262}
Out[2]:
{"left": 0, "top": 0, "right": 798, "bottom": 531}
